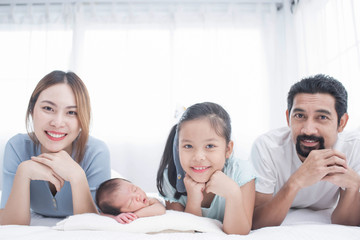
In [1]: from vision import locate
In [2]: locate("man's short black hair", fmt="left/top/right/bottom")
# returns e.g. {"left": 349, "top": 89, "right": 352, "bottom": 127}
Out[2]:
{"left": 287, "top": 74, "right": 348, "bottom": 125}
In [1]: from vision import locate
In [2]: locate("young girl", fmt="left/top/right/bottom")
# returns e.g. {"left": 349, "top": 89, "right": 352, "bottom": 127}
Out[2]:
{"left": 156, "top": 102, "right": 255, "bottom": 235}
{"left": 0, "top": 71, "right": 111, "bottom": 225}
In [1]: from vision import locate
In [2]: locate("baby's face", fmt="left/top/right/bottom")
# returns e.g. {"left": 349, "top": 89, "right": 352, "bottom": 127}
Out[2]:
{"left": 112, "top": 181, "right": 149, "bottom": 213}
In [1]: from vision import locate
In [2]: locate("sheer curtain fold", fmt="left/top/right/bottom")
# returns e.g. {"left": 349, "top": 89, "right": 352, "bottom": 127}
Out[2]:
{"left": 0, "top": 1, "right": 285, "bottom": 191}
{"left": 293, "top": 0, "right": 360, "bottom": 131}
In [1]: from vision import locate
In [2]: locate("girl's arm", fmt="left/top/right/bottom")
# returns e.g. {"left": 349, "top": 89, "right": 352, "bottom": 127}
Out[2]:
{"left": 183, "top": 173, "right": 205, "bottom": 217}
{"left": 32, "top": 150, "right": 98, "bottom": 214}
{"left": 223, "top": 180, "right": 255, "bottom": 235}
{"left": 0, "top": 160, "right": 64, "bottom": 225}
{"left": 134, "top": 198, "right": 166, "bottom": 218}
{"left": 206, "top": 171, "right": 255, "bottom": 235}
{"left": 165, "top": 201, "right": 185, "bottom": 211}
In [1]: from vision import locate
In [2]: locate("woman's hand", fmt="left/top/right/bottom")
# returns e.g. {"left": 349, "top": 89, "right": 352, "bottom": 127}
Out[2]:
{"left": 21, "top": 160, "right": 65, "bottom": 191}
{"left": 31, "top": 150, "right": 83, "bottom": 182}
{"left": 32, "top": 150, "right": 98, "bottom": 215}
{"left": 0, "top": 160, "right": 65, "bottom": 225}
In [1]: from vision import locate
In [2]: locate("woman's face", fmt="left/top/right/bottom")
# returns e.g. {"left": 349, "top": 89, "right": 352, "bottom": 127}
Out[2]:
{"left": 32, "top": 83, "right": 80, "bottom": 154}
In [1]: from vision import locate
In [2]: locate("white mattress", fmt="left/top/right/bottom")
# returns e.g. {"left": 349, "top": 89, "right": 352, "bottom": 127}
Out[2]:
{"left": 1, "top": 191, "right": 360, "bottom": 240}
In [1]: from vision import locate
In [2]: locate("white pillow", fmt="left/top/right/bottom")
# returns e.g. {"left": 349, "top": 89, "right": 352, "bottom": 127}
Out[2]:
{"left": 53, "top": 210, "right": 224, "bottom": 234}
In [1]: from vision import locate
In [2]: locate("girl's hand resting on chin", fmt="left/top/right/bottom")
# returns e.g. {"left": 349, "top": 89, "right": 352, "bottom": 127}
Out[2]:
{"left": 206, "top": 170, "right": 239, "bottom": 198}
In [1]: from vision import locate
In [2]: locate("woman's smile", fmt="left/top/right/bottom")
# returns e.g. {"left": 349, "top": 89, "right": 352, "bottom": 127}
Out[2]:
{"left": 45, "top": 131, "right": 67, "bottom": 141}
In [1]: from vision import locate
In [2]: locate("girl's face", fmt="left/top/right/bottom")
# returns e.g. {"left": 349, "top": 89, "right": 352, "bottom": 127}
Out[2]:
{"left": 178, "top": 118, "right": 233, "bottom": 183}
{"left": 32, "top": 83, "right": 80, "bottom": 154}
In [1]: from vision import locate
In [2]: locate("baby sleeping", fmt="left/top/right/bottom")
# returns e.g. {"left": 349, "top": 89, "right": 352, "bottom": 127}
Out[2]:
{"left": 96, "top": 178, "right": 165, "bottom": 224}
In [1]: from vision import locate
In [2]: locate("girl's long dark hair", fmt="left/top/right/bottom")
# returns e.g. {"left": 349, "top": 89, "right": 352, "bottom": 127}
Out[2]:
{"left": 156, "top": 124, "right": 180, "bottom": 198}
{"left": 156, "top": 102, "right": 231, "bottom": 199}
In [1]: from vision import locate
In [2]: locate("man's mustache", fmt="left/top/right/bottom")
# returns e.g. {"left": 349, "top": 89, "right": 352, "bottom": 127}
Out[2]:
{"left": 297, "top": 135, "right": 324, "bottom": 142}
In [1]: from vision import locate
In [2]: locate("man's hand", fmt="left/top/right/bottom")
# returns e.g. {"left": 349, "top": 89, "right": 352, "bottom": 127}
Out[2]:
{"left": 290, "top": 149, "right": 347, "bottom": 189}
{"left": 323, "top": 167, "right": 360, "bottom": 191}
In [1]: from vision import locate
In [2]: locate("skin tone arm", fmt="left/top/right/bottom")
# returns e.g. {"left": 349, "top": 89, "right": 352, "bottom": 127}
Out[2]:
{"left": 134, "top": 198, "right": 166, "bottom": 218}
{"left": 169, "top": 172, "right": 255, "bottom": 235}
{"left": 253, "top": 149, "right": 348, "bottom": 229}
{"left": 107, "top": 198, "right": 166, "bottom": 224}
{"left": 324, "top": 168, "right": 360, "bottom": 225}
{"left": 183, "top": 173, "right": 205, "bottom": 217}
{"left": 206, "top": 171, "right": 255, "bottom": 235}
{"left": 163, "top": 174, "right": 200, "bottom": 213}
{"left": 253, "top": 180, "right": 299, "bottom": 229}
{"left": 0, "top": 161, "right": 64, "bottom": 225}
{"left": 31, "top": 150, "right": 98, "bottom": 214}
{"left": 165, "top": 201, "right": 185, "bottom": 211}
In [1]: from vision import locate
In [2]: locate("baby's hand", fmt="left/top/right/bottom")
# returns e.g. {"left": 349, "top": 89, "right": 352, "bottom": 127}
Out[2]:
{"left": 114, "top": 212, "right": 138, "bottom": 224}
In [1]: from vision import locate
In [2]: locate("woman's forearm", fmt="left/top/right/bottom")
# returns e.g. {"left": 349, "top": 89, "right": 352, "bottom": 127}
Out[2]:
{"left": 70, "top": 170, "right": 98, "bottom": 214}
{"left": 0, "top": 162, "right": 32, "bottom": 225}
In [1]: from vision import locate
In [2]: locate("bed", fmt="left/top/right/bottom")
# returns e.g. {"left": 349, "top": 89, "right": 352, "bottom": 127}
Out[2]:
{"left": 1, "top": 191, "right": 360, "bottom": 240}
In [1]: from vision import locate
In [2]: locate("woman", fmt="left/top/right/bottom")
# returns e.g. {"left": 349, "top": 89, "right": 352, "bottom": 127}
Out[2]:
{"left": 0, "top": 70, "right": 111, "bottom": 225}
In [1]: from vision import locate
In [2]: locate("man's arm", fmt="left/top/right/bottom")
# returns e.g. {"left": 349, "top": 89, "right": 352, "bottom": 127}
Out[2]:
{"left": 253, "top": 149, "right": 348, "bottom": 229}
{"left": 252, "top": 177, "right": 301, "bottom": 229}
{"left": 324, "top": 168, "right": 360, "bottom": 226}
{"left": 332, "top": 189, "right": 360, "bottom": 225}
{"left": 134, "top": 198, "right": 166, "bottom": 218}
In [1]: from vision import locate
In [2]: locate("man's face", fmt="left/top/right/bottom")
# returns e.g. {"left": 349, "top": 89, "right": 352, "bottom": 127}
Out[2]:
{"left": 286, "top": 93, "right": 348, "bottom": 161}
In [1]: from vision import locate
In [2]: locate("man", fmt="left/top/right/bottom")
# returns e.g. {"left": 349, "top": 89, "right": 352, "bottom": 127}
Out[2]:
{"left": 251, "top": 74, "right": 360, "bottom": 229}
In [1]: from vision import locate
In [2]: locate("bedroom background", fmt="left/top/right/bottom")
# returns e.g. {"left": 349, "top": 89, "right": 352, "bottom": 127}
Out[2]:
{"left": 0, "top": 0, "right": 359, "bottom": 192}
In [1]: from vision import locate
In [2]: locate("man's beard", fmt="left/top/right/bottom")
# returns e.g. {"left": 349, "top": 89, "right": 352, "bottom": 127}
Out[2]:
{"left": 296, "top": 135, "right": 325, "bottom": 158}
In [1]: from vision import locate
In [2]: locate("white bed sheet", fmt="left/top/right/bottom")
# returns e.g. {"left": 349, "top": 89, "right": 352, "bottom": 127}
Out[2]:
{"left": 1, "top": 216, "right": 360, "bottom": 240}
{"left": 1, "top": 192, "right": 360, "bottom": 240}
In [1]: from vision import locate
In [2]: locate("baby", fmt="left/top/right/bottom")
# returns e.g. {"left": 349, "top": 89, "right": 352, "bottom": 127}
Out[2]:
{"left": 96, "top": 178, "right": 166, "bottom": 224}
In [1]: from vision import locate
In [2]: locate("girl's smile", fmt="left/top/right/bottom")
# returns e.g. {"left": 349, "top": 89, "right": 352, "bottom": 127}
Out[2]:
{"left": 191, "top": 166, "right": 210, "bottom": 173}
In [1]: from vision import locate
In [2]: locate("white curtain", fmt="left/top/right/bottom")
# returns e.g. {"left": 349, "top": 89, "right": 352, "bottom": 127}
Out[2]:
{"left": 292, "top": 0, "right": 360, "bottom": 131}
{"left": 0, "top": 1, "right": 286, "bottom": 191}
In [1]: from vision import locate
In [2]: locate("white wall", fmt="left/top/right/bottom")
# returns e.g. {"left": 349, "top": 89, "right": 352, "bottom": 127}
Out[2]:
{"left": 0, "top": 0, "right": 330, "bottom": 193}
